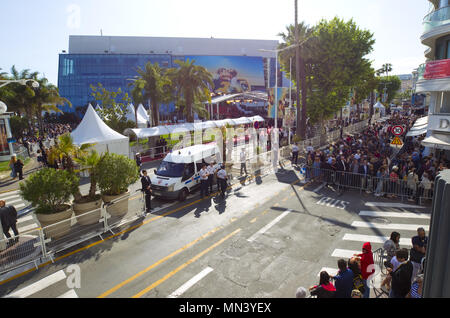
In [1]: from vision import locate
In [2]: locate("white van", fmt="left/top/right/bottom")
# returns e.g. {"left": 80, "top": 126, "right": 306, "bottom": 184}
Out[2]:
{"left": 151, "top": 144, "right": 222, "bottom": 201}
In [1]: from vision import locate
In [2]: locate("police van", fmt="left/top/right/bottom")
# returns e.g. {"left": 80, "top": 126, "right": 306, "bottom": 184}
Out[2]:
{"left": 151, "top": 144, "right": 222, "bottom": 201}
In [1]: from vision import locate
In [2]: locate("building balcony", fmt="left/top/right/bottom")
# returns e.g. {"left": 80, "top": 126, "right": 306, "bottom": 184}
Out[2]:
{"left": 416, "top": 59, "right": 450, "bottom": 93}
{"left": 422, "top": 5, "right": 450, "bottom": 57}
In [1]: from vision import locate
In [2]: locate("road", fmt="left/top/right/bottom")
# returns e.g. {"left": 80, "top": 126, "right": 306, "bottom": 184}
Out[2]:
{"left": 0, "top": 162, "right": 431, "bottom": 298}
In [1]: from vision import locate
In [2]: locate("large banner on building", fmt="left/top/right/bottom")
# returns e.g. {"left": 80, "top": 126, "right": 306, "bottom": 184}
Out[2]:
{"left": 183, "top": 55, "right": 265, "bottom": 94}
{"left": 267, "top": 87, "right": 289, "bottom": 119}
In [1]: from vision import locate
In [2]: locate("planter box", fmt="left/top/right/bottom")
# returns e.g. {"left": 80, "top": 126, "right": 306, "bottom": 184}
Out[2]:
{"left": 102, "top": 191, "right": 130, "bottom": 218}
{"left": 73, "top": 198, "right": 103, "bottom": 226}
{"left": 36, "top": 206, "right": 73, "bottom": 240}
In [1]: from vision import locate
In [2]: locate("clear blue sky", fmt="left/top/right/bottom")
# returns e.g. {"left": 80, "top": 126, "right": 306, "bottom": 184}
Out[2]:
{"left": 0, "top": 0, "right": 431, "bottom": 85}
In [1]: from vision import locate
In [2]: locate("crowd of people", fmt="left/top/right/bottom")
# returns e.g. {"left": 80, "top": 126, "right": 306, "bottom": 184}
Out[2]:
{"left": 300, "top": 113, "right": 449, "bottom": 203}
{"left": 297, "top": 228, "right": 428, "bottom": 298}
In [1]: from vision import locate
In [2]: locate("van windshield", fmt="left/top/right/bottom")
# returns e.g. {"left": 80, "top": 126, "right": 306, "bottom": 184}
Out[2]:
{"left": 156, "top": 161, "right": 185, "bottom": 178}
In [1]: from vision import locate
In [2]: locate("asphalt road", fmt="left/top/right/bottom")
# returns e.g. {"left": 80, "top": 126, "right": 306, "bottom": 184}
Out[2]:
{"left": 0, "top": 163, "right": 431, "bottom": 299}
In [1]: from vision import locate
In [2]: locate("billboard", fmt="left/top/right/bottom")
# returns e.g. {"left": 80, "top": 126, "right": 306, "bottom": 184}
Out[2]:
{"left": 267, "top": 87, "right": 289, "bottom": 119}
{"left": 183, "top": 55, "right": 265, "bottom": 94}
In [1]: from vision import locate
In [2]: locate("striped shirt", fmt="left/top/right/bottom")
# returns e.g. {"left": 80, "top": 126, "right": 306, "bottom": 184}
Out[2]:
{"left": 410, "top": 282, "right": 421, "bottom": 298}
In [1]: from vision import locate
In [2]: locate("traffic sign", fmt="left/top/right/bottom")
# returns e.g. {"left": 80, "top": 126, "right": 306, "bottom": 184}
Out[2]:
{"left": 392, "top": 125, "right": 404, "bottom": 136}
{"left": 391, "top": 136, "right": 403, "bottom": 146}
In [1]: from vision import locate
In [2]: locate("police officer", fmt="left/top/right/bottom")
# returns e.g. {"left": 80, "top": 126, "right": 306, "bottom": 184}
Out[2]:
{"left": 140, "top": 170, "right": 152, "bottom": 213}
{"left": 240, "top": 148, "right": 248, "bottom": 176}
{"left": 199, "top": 164, "right": 209, "bottom": 198}
{"left": 216, "top": 164, "right": 228, "bottom": 197}
{"left": 207, "top": 161, "right": 217, "bottom": 194}
{"left": 292, "top": 143, "right": 299, "bottom": 165}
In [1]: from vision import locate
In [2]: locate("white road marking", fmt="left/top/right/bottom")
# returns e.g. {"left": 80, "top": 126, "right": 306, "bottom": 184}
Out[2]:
{"left": 342, "top": 233, "right": 411, "bottom": 246}
{"left": 4, "top": 198, "right": 22, "bottom": 205}
{"left": 13, "top": 203, "right": 25, "bottom": 210}
{"left": 331, "top": 249, "right": 360, "bottom": 259}
{"left": 6, "top": 270, "right": 66, "bottom": 298}
{"left": 364, "top": 202, "right": 425, "bottom": 209}
{"left": 57, "top": 289, "right": 79, "bottom": 298}
{"left": 351, "top": 221, "right": 429, "bottom": 231}
{"left": 0, "top": 190, "right": 20, "bottom": 197}
{"left": 17, "top": 215, "right": 34, "bottom": 224}
{"left": 358, "top": 211, "right": 430, "bottom": 219}
{"left": 317, "top": 267, "right": 339, "bottom": 277}
{"left": 316, "top": 197, "right": 349, "bottom": 209}
{"left": 17, "top": 223, "right": 39, "bottom": 233}
{"left": 247, "top": 210, "right": 291, "bottom": 242}
{"left": 0, "top": 194, "right": 20, "bottom": 201}
{"left": 167, "top": 267, "right": 214, "bottom": 298}
{"left": 313, "top": 182, "right": 326, "bottom": 193}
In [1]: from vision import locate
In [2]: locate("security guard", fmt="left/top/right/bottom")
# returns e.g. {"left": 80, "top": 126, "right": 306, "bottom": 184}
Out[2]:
{"left": 216, "top": 164, "right": 228, "bottom": 197}
{"left": 140, "top": 170, "right": 152, "bottom": 213}
{"left": 199, "top": 164, "right": 209, "bottom": 198}
{"left": 207, "top": 161, "right": 217, "bottom": 194}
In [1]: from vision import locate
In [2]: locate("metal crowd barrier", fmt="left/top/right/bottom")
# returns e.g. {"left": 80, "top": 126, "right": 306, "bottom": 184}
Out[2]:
{"left": 303, "top": 167, "right": 433, "bottom": 204}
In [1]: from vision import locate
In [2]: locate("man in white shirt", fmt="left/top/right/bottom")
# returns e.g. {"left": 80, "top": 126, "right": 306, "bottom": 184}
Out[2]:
{"left": 306, "top": 143, "right": 314, "bottom": 154}
{"left": 207, "top": 161, "right": 217, "bottom": 194}
{"left": 199, "top": 164, "right": 209, "bottom": 198}
{"left": 217, "top": 165, "right": 228, "bottom": 197}
{"left": 240, "top": 149, "right": 247, "bottom": 176}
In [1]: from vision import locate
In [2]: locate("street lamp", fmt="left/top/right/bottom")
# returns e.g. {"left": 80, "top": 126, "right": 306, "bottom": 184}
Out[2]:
{"left": 0, "top": 79, "right": 39, "bottom": 89}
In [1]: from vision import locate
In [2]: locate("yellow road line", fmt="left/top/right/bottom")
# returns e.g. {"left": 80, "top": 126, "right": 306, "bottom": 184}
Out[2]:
{"left": 250, "top": 218, "right": 257, "bottom": 223}
{"left": 98, "top": 226, "right": 222, "bottom": 298}
{"left": 132, "top": 228, "right": 241, "bottom": 298}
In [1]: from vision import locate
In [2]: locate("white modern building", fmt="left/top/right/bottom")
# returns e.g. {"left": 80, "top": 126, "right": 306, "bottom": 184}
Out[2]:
{"left": 415, "top": 0, "right": 450, "bottom": 154}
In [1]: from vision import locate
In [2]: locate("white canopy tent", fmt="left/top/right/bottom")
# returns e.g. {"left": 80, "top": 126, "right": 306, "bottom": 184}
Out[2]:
{"left": 71, "top": 104, "right": 130, "bottom": 158}
{"left": 421, "top": 134, "right": 450, "bottom": 150}
{"left": 125, "top": 103, "right": 148, "bottom": 128}
{"left": 373, "top": 101, "right": 386, "bottom": 117}
{"left": 137, "top": 104, "right": 150, "bottom": 122}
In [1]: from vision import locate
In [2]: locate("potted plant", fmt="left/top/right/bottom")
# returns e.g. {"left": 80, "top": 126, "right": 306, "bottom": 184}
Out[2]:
{"left": 72, "top": 149, "right": 103, "bottom": 225}
{"left": 96, "top": 153, "right": 139, "bottom": 218}
{"left": 20, "top": 168, "right": 79, "bottom": 239}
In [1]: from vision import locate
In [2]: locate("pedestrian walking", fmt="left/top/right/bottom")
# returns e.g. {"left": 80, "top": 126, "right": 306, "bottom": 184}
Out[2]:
{"left": 292, "top": 143, "right": 299, "bottom": 165}
{"left": 140, "top": 170, "right": 152, "bottom": 213}
{"left": 240, "top": 148, "right": 247, "bottom": 176}
{"left": 9, "top": 155, "right": 17, "bottom": 179}
{"left": 216, "top": 164, "right": 228, "bottom": 197}
{"left": 333, "top": 259, "right": 354, "bottom": 298}
{"left": 14, "top": 158, "right": 24, "bottom": 180}
{"left": 199, "top": 164, "right": 209, "bottom": 198}
{"left": 0, "top": 200, "right": 19, "bottom": 246}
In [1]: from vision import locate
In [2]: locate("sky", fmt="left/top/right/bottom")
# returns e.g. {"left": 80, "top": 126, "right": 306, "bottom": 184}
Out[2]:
{"left": 0, "top": 0, "right": 431, "bottom": 86}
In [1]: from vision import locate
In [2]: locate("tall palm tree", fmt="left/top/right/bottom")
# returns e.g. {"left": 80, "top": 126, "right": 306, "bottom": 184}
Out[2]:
{"left": 74, "top": 149, "right": 102, "bottom": 200}
{"left": 32, "top": 77, "right": 71, "bottom": 134}
{"left": 133, "top": 62, "right": 171, "bottom": 127}
{"left": 128, "top": 78, "right": 146, "bottom": 127}
{"left": 167, "top": 59, "right": 213, "bottom": 122}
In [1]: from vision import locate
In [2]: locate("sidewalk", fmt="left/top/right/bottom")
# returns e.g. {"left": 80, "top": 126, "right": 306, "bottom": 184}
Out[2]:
{"left": 0, "top": 158, "right": 41, "bottom": 192}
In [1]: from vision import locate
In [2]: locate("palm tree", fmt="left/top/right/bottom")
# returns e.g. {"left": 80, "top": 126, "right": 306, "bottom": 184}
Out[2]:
{"left": 167, "top": 59, "right": 213, "bottom": 122}
{"left": 128, "top": 78, "right": 145, "bottom": 127}
{"left": 74, "top": 149, "right": 102, "bottom": 200}
{"left": 376, "top": 63, "right": 393, "bottom": 77}
{"left": 48, "top": 133, "right": 92, "bottom": 201}
{"left": 32, "top": 77, "right": 71, "bottom": 135}
{"left": 133, "top": 62, "right": 171, "bottom": 127}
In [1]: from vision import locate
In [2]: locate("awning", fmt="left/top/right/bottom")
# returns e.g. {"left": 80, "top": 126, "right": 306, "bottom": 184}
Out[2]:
{"left": 409, "top": 123, "right": 428, "bottom": 131}
{"left": 249, "top": 115, "right": 265, "bottom": 122}
{"left": 406, "top": 127, "right": 427, "bottom": 137}
{"left": 421, "top": 134, "right": 450, "bottom": 150}
{"left": 414, "top": 116, "right": 428, "bottom": 126}
{"left": 232, "top": 117, "right": 253, "bottom": 125}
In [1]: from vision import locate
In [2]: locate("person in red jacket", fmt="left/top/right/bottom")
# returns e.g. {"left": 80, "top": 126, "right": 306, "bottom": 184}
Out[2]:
{"left": 309, "top": 271, "right": 336, "bottom": 298}
{"left": 354, "top": 242, "right": 375, "bottom": 298}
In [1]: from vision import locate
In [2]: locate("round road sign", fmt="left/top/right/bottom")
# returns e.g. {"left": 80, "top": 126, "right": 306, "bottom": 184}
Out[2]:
{"left": 392, "top": 125, "right": 404, "bottom": 136}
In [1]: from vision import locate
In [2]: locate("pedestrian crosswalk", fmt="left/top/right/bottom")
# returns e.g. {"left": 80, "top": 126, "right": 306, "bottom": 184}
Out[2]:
{"left": 0, "top": 190, "right": 38, "bottom": 235}
{"left": 316, "top": 200, "right": 431, "bottom": 293}
{"left": 4, "top": 269, "right": 79, "bottom": 298}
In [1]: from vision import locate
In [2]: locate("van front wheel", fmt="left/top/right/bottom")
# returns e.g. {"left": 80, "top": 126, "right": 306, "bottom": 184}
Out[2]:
{"left": 179, "top": 188, "right": 188, "bottom": 201}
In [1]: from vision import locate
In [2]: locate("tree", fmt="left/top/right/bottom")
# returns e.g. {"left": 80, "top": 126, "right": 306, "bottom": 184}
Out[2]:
{"left": 90, "top": 83, "right": 135, "bottom": 133}
{"left": 167, "top": 59, "right": 213, "bottom": 122}
{"left": 376, "top": 76, "right": 401, "bottom": 105}
{"left": 128, "top": 78, "right": 146, "bottom": 127}
{"left": 32, "top": 77, "right": 71, "bottom": 135}
{"left": 133, "top": 62, "right": 172, "bottom": 126}
{"left": 74, "top": 149, "right": 103, "bottom": 200}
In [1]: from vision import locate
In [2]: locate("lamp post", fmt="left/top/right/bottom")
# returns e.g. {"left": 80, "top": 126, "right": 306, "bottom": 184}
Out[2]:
{"left": 0, "top": 79, "right": 39, "bottom": 89}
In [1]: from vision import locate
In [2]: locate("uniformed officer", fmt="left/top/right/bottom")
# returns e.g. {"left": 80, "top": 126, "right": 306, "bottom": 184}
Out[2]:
{"left": 292, "top": 143, "right": 299, "bottom": 165}
{"left": 207, "top": 161, "right": 217, "bottom": 194}
{"left": 140, "top": 170, "right": 152, "bottom": 213}
{"left": 199, "top": 164, "right": 209, "bottom": 198}
{"left": 216, "top": 164, "right": 228, "bottom": 197}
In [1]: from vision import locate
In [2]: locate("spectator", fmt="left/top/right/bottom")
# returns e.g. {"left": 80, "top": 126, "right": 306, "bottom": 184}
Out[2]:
{"left": 388, "top": 248, "right": 413, "bottom": 298}
{"left": 354, "top": 242, "right": 375, "bottom": 298}
{"left": 333, "top": 259, "right": 354, "bottom": 298}
{"left": 380, "top": 232, "right": 401, "bottom": 293}
{"left": 14, "top": 158, "right": 24, "bottom": 180}
{"left": 407, "top": 274, "right": 423, "bottom": 298}
{"left": 309, "top": 271, "right": 336, "bottom": 298}
{"left": 410, "top": 227, "right": 428, "bottom": 283}
{"left": 348, "top": 257, "right": 365, "bottom": 296}
{"left": 0, "top": 200, "right": 19, "bottom": 247}
{"left": 295, "top": 287, "right": 307, "bottom": 298}
{"left": 407, "top": 168, "right": 419, "bottom": 202}
{"left": 9, "top": 155, "right": 17, "bottom": 180}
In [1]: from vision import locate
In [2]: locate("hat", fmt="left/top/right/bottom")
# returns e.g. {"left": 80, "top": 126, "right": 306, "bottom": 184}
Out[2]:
{"left": 295, "top": 287, "right": 307, "bottom": 298}
{"left": 392, "top": 166, "right": 398, "bottom": 171}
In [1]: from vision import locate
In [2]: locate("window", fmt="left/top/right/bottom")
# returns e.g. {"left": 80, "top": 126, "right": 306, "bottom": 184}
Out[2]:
{"left": 182, "top": 163, "right": 195, "bottom": 181}
{"left": 436, "top": 42, "right": 446, "bottom": 60}
{"left": 435, "top": 92, "right": 450, "bottom": 113}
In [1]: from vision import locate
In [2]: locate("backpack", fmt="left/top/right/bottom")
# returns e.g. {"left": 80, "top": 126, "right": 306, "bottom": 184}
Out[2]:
{"left": 353, "top": 274, "right": 365, "bottom": 294}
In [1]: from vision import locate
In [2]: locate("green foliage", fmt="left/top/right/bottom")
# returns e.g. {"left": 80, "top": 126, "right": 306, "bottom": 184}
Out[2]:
{"left": 9, "top": 116, "right": 30, "bottom": 139}
{"left": 96, "top": 153, "right": 139, "bottom": 196}
{"left": 90, "top": 83, "right": 135, "bottom": 133}
{"left": 376, "top": 76, "right": 401, "bottom": 104}
{"left": 74, "top": 149, "right": 103, "bottom": 200}
{"left": 20, "top": 168, "right": 79, "bottom": 214}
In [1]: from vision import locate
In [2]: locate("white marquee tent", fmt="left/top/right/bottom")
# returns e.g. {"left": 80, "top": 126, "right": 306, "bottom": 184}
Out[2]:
{"left": 125, "top": 103, "right": 148, "bottom": 128}
{"left": 71, "top": 104, "right": 130, "bottom": 158}
{"left": 373, "top": 101, "right": 386, "bottom": 117}
{"left": 137, "top": 104, "right": 150, "bottom": 122}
